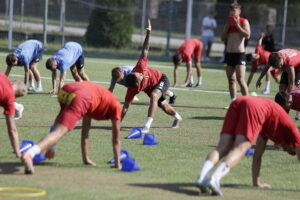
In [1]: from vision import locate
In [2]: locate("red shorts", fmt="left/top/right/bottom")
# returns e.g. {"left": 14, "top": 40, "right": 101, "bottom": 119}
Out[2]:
{"left": 220, "top": 99, "right": 266, "bottom": 144}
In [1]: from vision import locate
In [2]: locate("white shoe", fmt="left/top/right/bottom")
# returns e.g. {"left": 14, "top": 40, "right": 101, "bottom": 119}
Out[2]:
{"left": 196, "top": 178, "right": 210, "bottom": 194}
{"left": 141, "top": 126, "right": 150, "bottom": 134}
{"left": 171, "top": 118, "right": 182, "bottom": 128}
{"left": 14, "top": 103, "right": 24, "bottom": 120}
{"left": 207, "top": 177, "right": 223, "bottom": 196}
{"left": 295, "top": 112, "right": 300, "bottom": 120}
{"left": 28, "top": 86, "right": 35, "bottom": 91}
{"left": 34, "top": 87, "right": 44, "bottom": 92}
{"left": 262, "top": 89, "right": 270, "bottom": 94}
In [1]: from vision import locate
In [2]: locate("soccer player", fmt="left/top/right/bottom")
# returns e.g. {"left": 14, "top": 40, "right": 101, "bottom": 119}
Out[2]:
{"left": 275, "top": 88, "right": 300, "bottom": 113}
{"left": 0, "top": 73, "right": 27, "bottom": 158}
{"left": 172, "top": 38, "right": 203, "bottom": 88}
{"left": 246, "top": 33, "right": 280, "bottom": 94}
{"left": 121, "top": 20, "right": 182, "bottom": 134}
{"left": 221, "top": 3, "right": 250, "bottom": 104}
{"left": 109, "top": 66, "right": 177, "bottom": 104}
{"left": 5, "top": 39, "right": 44, "bottom": 92}
{"left": 195, "top": 96, "right": 300, "bottom": 196}
{"left": 45, "top": 42, "right": 89, "bottom": 94}
{"left": 21, "top": 81, "right": 121, "bottom": 174}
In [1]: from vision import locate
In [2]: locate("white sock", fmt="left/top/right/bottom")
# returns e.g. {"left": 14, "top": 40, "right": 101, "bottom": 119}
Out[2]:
{"left": 198, "top": 160, "right": 214, "bottom": 182}
{"left": 144, "top": 117, "right": 153, "bottom": 129}
{"left": 28, "top": 145, "right": 41, "bottom": 158}
{"left": 29, "top": 79, "right": 35, "bottom": 88}
{"left": 197, "top": 76, "right": 202, "bottom": 85}
{"left": 190, "top": 76, "right": 194, "bottom": 84}
{"left": 265, "top": 81, "right": 270, "bottom": 90}
{"left": 174, "top": 112, "right": 182, "bottom": 120}
{"left": 168, "top": 91, "right": 174, "bottom": 97}
{"left": 211, "top": 162, "right": 230, "bottom": 183}
{"left": 37, "top": 80, "right": 42, "bottom": 88}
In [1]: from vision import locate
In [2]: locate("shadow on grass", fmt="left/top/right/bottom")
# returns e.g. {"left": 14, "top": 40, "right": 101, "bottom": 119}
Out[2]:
{"left": 191, "top": 116, "right": 224, "bottom": 120}
{"left": 0, "top": 162, "right": 23, "bottom": 174}
{"left": 129, "top": 182, "right": 201, "bottom": 196}
{"left": 207, "top": 145, "right": 282, "bottom": 151}
{"left": 222, "top": 183, "right": 300, "bottom": 193}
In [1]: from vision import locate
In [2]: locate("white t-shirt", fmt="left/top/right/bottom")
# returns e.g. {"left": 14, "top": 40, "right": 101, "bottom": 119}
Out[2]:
{"left": 201, "top": 16, "right": 217, "bottom": 38}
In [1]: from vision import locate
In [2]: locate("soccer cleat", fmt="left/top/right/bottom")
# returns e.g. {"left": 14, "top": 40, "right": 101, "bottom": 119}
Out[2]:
{"left": 34, "top": 87, "right": 44, "bottom": 92}
{"left": 196, "top": 178, "right": 210, "bottom": 194}
{"left": 141, "top": 126, "right": 150, "bottom": 134}
{"left": 262, "top": 88, "right": 270, "bottom": 94}
{"left": 295, "top": 112, "right": 300, "bottom": 120}
{"left": 22, "top": 152, "right": 35, "bottom": 174}
{"left": 45, "top": 149, "right": 55, "bottom": 159}
{"left": 28, "top": 86, "right": 35, "bottom": 91}
{"left": 169, "top": 93, "right": 177, "bottom": 104}
{"left": 194, "top": 84, "right": 202, "bottom": 88}
{"left": 171, "top": 118, "right": 182, "bottom": 128}
{"left": 207, "top": 177, "right": 223, "bottom": 196}
{"left": 14, "top": 103, "right": 24, "bottom": 120}
{"left": 186, "top": 82, "right": 193, "bottom": 87}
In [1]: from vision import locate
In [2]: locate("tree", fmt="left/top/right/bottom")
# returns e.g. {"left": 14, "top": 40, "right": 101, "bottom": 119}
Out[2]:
{"left": 85, "top": 0, "right": 133, "bottom": 48}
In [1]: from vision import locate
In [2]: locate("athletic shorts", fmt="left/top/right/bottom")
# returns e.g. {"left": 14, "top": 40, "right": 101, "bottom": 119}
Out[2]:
{"left": 75, "top": 55, "right": 85, "bottom": 71}
{"left": 202, "top": 36, "right": 214, "bottom": 46}
{"left": 280, "top": 71, "right": 300, "bottom": 86}
{"left": 225, "top": 52, "right": 246, "bottom": 67}
{"left": 220, "top": 98, "right": 265, "bottom": 144}
{"left": 153, "top": 74, "right": 170, "bottom": 106}
{"left": 30, "top": 48, "right": 44, "bottom": 64}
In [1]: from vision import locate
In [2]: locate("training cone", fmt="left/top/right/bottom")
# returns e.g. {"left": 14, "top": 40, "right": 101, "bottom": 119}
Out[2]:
{"left": 107, "top": 149, "right": 130, "bottom": 164}
{"left": 143, "top": 134, "right": 159, "bottom": 145}
{"left": 125, "top": 127, "right": 142, "bottom": 139}
{"left": 19, "top": 140, "right": 34, "bottom": 153}
{"left": 121, "top": 157, "right": 141, "bottom": 172}
{"left": 33, "top": 152, "right": 48, "bottom": 163}
{"left": 245, "top": 148, "right": 254, "bottom": 156}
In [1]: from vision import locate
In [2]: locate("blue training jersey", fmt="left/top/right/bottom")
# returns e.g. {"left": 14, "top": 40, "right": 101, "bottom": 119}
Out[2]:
{"left": 14, "top": 40, "right": 43, "bottom": 68}
{"left": 53, "top": 42, "right": 83, "bottom": 73}
{"left": 111, "top": 65, "right": 134, "bottom": 87}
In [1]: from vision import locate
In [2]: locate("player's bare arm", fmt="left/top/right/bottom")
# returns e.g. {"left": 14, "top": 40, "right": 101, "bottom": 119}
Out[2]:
{"left": 111, "top": 119, "right": 121, "bottom": 169}
{"left": 232, "top": 17, "right": 251, "bottom": 39}
{"left": 49, "top": 70, "right": 57, "bottom": 94}
{"left": 121, "top": 101, "right": 131, "bottom": 120}
{"left": 140, "top": 19, "right": 151, "bottom": 59}
{"left": 173, "top": 64, "right": 178, "bottom": 87}
{"left": 58, "top": 72, "right": 67, "bottom": 90}
{"left": 5, "top": 114, "right": 20, "bottom": 158}
{"left": 108, "top": 82, "right": 116, "bottom": 92}
{"left": 256, "top": 64, "right": 271, "bottom": 88}
{"left": 287, "top": 67, "right": 296, "bottom": 92}
{"left": 5, "top": 66, "right": 12, "bottom": 77}
{"left": 81, "top": 115, "right": 96, "bottom": 166}
{"left": 252, "top": 135, "right": 271, "bottom": 189}
{"left": 24, "top": 67, "right": 30, "bottom": 86}
{"left": 182, "top": 61, "right": 193, "bottom": 87}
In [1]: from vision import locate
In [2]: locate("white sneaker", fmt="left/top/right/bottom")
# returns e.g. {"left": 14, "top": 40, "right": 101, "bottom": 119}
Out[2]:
{"left": 14, "top": 103, "right": 24, "bottom": 120}
{"left": 207, "top": 177, "right": 223, "bottom": 196}
{"left": 295, "top": 112, "right": 300, "bottom": 120}
{"left": 262, "top": 89, "right": 270, "bottom": 94}
{"left": 171, "top": 118, "right": 182, "bottom": 128}
{"left": 196, "top": 178, "right": 210, "bottom": 194}
{"left": 28, "top": 86, "right": 35, "bottom": 91}
{"left": 34, "top": 87, "right": 44, "bottom": 92}
{"left": 141, "top": 126, "right": 150, "bottom": 134}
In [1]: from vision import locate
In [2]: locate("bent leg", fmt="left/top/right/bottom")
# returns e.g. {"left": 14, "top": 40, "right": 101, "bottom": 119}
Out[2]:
{"left": 78, "top": 68, "right": 90, "bottom": 81}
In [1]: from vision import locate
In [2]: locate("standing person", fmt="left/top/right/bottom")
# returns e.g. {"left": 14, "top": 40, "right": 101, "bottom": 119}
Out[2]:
{"left": 172, "top": 38, "right": 203, "bottom": 88}
{"left": 246, "top": 33, "right": 280, "bottom": 94}
{"left": 21, "top": 81, "right": 122, "bottom": 174}
{"left": 0, "top": 73, "right": 27, "bottom": 158}
{"left": 121, "top": 20, "right": 182, "bottom": 134}
{"left": 221, "top": 3, "right": 250, "bottom": 105}
{"left": 5, "top": 39, "right": 44, "bottom": 92}
{"left": 195, "top": 96, "right": 300, "bottom": 196}
{"left": 45, "top": 42, "right": 89, "bottom": 94}
{"left": 109, "top": 66, "right": 177, "bottom": 104}
{"left": 262, "top": 25, "right": 276, "bottom": 52}
{"left": 201, "top": 10, "right": 217, "bottom": 62}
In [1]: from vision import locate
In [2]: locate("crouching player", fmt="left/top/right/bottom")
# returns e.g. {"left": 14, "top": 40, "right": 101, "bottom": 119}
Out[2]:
{"left": 195, "top": 96, "right": 300, "bottom": 196}
{"left": 22, "top": 81, "right": 122, "bottom": 174}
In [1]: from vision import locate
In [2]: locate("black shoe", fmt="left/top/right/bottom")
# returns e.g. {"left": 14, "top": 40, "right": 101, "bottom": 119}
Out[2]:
{"left": 186, "top": 83, "right": 193, "bottom": 87}
{"left": 169, "top": 93, "right": 177, "bottom": 104}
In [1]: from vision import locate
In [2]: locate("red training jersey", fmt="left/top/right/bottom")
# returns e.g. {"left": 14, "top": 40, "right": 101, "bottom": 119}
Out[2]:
{"left": 227, "top": 17, "right": 246, "bottom": 33}
{"left": 176, "top": 39, "right": 202, "bottom": 62}
{"left": 0, "top": 73, "right": 15, "bottom": 116}
{"left": 251, "top": 44, "right": 270, "bottom": 72}
{"left": 222, "top": 96, "right": 300, "bottom": 147}
{"left": 291, "top": 87, "right": 300, "bottom": 111}
{"left": 125, "top": 58, "right": 162, "bottom": 102}
{"left": 278, "top": 49, "right": 300, "bottom": 72}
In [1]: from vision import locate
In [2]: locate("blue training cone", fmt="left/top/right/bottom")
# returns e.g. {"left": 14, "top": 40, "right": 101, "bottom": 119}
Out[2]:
{"left": 121, "top": 157, "right": 141, "bottom": 172}
{"left": 125, "top": 127, "right": 142, "bottom": 139}
{"left": 245, "top": 148, "right": 254, "bottom": 156}
{"left": 19, "top": 140, "right": 34, "bottom": 153}
{"left": 143, "top": 133, "right": 159, "bottom": 145}
{"left": 33, "top": 152, "right": 48, "bottom": 163}
{"left": 107, "top": 149, "right": 130, "bottom": 164}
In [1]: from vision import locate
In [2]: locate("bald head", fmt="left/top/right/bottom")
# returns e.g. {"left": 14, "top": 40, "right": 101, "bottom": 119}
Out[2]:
{"left": 12, "top": 80, "right": 27, "bottom": 97}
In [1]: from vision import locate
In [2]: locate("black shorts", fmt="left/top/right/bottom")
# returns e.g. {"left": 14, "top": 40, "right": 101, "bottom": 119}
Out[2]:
{"left": 75, "top": 55, "right": 85, "bottom": 71}
{"left": 30, "top": 48, "right": 44, "bottom": 64}
{"left": 280, "top": 71, "right": 300, "bottom": 86}
{"left": 153, "top": 74, "right": 170, "bottom": 106}
{"left": 225, "top": 52, "right": 246, "bottom": 67}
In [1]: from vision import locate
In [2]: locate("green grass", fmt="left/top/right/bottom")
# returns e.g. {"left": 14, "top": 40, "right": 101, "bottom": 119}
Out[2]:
{"left": 0, "top": 52, "right": 299, "bottom": 200}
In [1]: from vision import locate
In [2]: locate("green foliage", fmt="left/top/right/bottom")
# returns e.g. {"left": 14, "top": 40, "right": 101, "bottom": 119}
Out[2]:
{"left": 85, "top": 0, "right": 133, "bottom": 48}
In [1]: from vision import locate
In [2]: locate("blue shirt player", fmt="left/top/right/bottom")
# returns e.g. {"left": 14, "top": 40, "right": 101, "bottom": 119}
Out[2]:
{"left": 5, "top": 40, "right": 44, "bottom": 92}
{"left": 45, "top": 42, "right": 89, "bottom": 94}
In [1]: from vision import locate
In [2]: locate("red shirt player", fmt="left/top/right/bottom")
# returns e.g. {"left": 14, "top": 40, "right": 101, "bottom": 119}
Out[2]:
{"left": 257, "top": 48, "right": 300, "bottom": 93}
{"left": 246, "top": 33, "right": 280, "bottom": 94}
{"left": 0, "top": 73, "right": 27, "bottom": 158}
{"left": 22, "top": 81, "right": 122, "bottom": 174}
{"left": 196, "top": 96, "right": 300, "bottom": 196}
{"left": 172, "top": 38, "right": 203, "bottom": 87}
{"left": 122, "top": 20, "right": 182, "bottom": 134}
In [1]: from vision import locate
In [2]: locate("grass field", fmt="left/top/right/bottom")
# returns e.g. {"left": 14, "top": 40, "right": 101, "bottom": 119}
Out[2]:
{"left": 0, "top": 52, "right": 299, "bottom": 200}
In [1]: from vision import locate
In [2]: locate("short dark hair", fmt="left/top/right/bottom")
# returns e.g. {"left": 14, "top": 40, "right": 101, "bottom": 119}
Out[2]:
{"left": 126, "top": 74, "right": 138, "bottom": 87}
{"left": 275, "top": 91, "right": 290, "bottom": 111}
{"left": 111, "top": 67, "right": 122, "bottom": 82}
{"left": 6, "top": 54, "right": 17, "bottom": 66}
{"left": 268, "top": 53, "right": 281, "bottom": 68}
{"left": 230, "top": 3, "right": 241, "bottom": 9}
{"left": 172, "top": 54, "right": 182, "bottom": 65}
{"left": 245, "top": 53, "right": 252, "bottom": 63}
{"left": 46, "top": 58, "right": 55, "bottom": 70}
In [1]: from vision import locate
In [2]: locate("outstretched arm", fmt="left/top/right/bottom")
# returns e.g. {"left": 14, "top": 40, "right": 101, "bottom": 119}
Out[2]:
{"left": 256, "top": 64, "right": 271, "bottom": 88}
{"left": 5, "top": 115, "right": 20, "bottom": 158}
{"left": 257, "top": 33, "right": 265, "bottom": 46}
{"left": 81, "top": 115, "right": 96, "bottom": 166}
{"left": 121, "top": 101, "right": 131, "bottom": 120}
{"left": 111, "top": 119, "right": 121, "bottom": 169}
{"left": 140, "top": 19, "right": 152, "bottom": 59}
